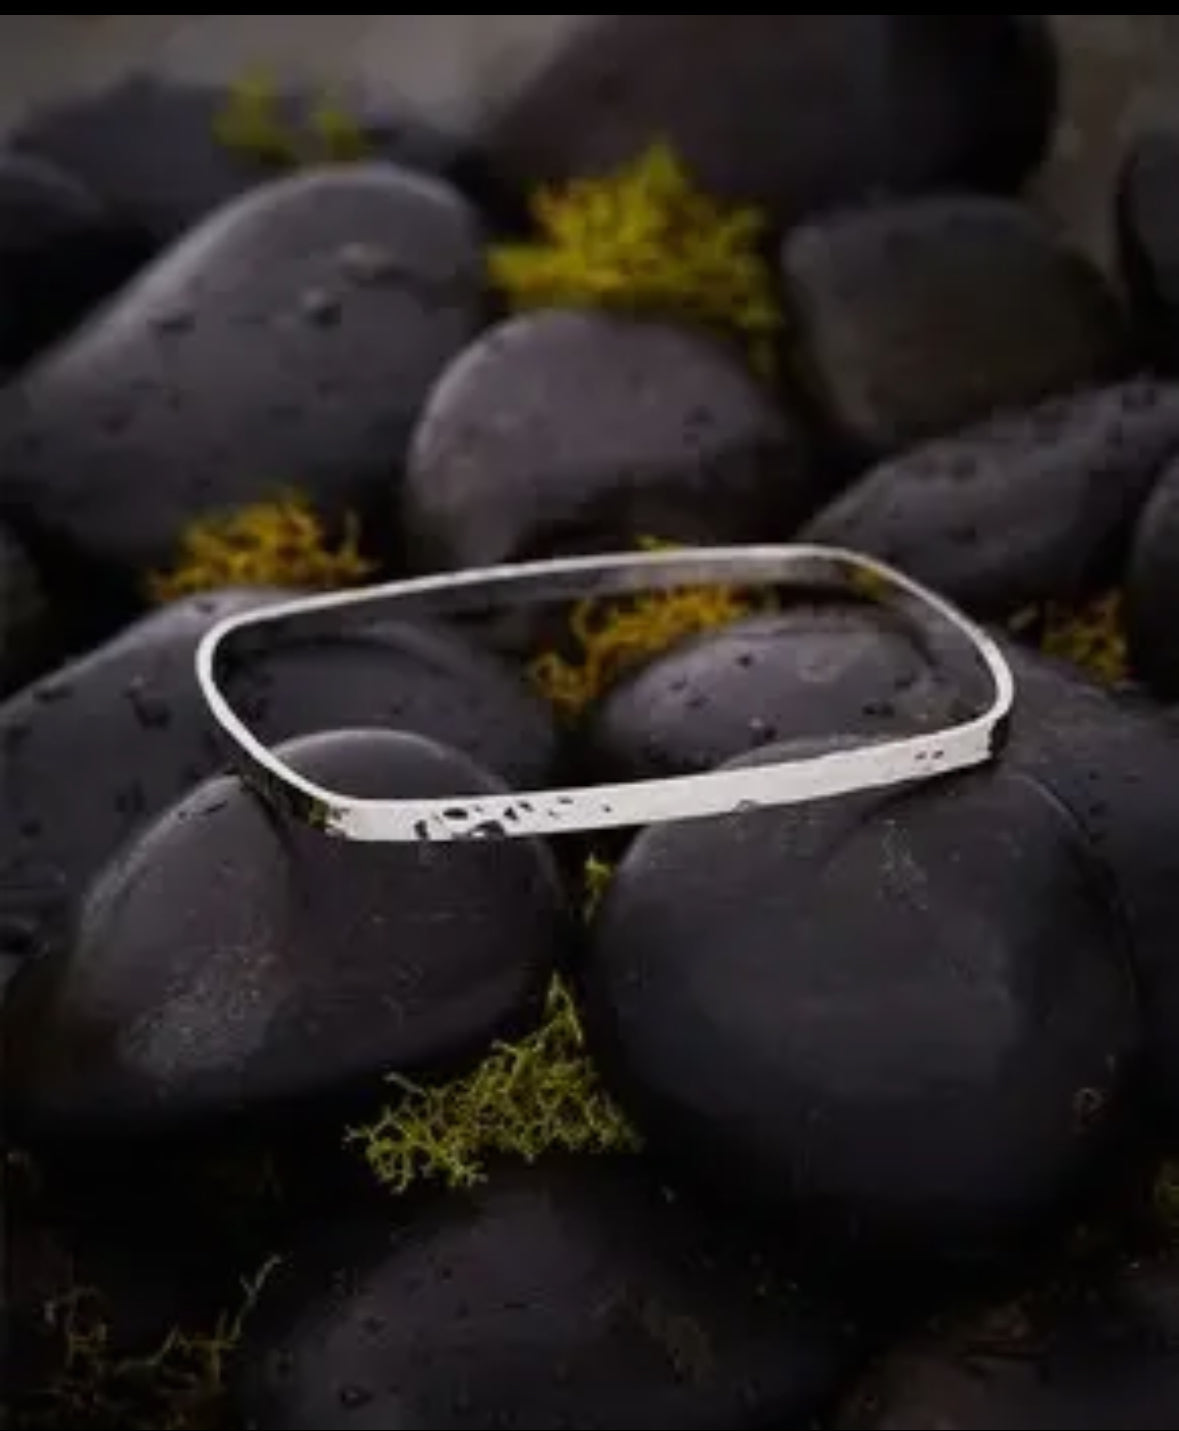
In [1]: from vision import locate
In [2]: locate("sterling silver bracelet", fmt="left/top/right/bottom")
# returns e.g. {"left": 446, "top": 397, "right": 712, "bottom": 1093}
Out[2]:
{"left": 194, "top": 544, "right": 1015, "bottom": 842}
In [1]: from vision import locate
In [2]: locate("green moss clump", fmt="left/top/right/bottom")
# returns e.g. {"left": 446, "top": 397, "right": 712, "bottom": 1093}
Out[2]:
{"left": 306, "top": 93, "right": 372, "bottom": 163}
{"left": 582, "top": 854, "right": 615, "bottom": 921}
{"left": 212, "top": 70, "right": 372, "bottom": 167}
{"left": 487, "top": 141, "right": 785, "bottom": 378}
{"left": 346, "top": 976, "right": 640, "bottom": 1195}
{"left": 1152, "top": 1160, "right": 1179, "bottom": 1237}
{"left": 1008, "top": 589, "right": 1129, "bottom": 686}
{"left": 528, "top": 536, "right": 776, "bottom": 719}
{"left": 211, "top": 69, "right": 301, "bottom": 168}
{"left": 146, "top": 491, "right": 375, "bottom": 603}
{"left": 14, "top": 1258, "right": 280, "bottom": 1431}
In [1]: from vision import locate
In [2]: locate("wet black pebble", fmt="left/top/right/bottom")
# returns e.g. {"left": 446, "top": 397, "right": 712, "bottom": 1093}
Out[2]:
{"left": 4, "top": 728, "right": 571, "bottom": 1135}
{"left": 586, "top": 755, "right": 1139, "bottom": 1272}
{"left": 837, "top": 1249, "right": 1179, "bottom": 1430}
{"left": 781, "top": 194, "right": 1126, "bottom": 463}
{"left": 1000, "top": 640, "right": 1179, "bottom": 1142}
{"left": 483, "top": 16, "right": 1057, "bottom": 226}
{"left": 0, "top": 163, "right": 486, "bottom": 626}
{"left": 403, "top": 309, "right": 818, "bottom": 571}
{"left": 234, "top": 1158, "right": 862, "bottom": 1431}
{"left": 1116, "top": 126, "right": 1179, "bottom": 372}
{"left": 803, "top": 380, "right": 1179, "bottom": 620}
{"left": 581, "top": 603, "right": 984, "bottom": 782}
{"left": 0, "top": 591, "right": 561, "bottom": 966}
{"left": 0, "top": 520, "right": 54, "bottom": 696}
{"left": 0, "top": 149, "right": 148, "bottom": 374}
{"left": 1126, "top": 453, "right": 1179, "bottom": 698}
{"left": 7, "top": 72, "right": 513, "bottom": 246}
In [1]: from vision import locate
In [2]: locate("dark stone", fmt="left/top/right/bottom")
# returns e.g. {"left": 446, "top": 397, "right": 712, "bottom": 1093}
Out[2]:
{"left": 234, "top": 1158, "right": 862, "bottom": 1430}
{"left": 218, "top": 616, "right": 559, "bottom": 792}
{"left": 837, "top": 1250, "right": 1179, "bottom": 1430}
{"left": 0, "top": 591, "right": 561, "bottom": 967}
{"left": 585, "top": 756, "right": 1139, "bottom": 1270}
{"left": 781, "top": 194, "right": 1126, "bottom": 463}
{"left": 581, "top": 603, "right": 984, "bottom": 783}
{"left": 1116, "top": 128, "right": 1179, "bottom": 372}
{"left": 0, "top": 521, "right": 54, "bottom": 696}
{"left": 999, "top": 640, "right": 1179, "bottom": 1140}
{"left": 4, "top": 728, "right": 570, "bottom": 1135}
{"left": 6, "top": 72, "right": 517, "bottom": 247}
{"left": 482, "top": 16, "right": 1057, "bottom": 227}
{"left": 0, "top": 164, "right": 486, "bottom": 631}
{"left": 402, "top": 309, "right": 817, "bottom": 572}
{"left": 0, "top": 151, "right": 149, "bottom": 374}
{"left": 803, "top": 380, "right": 1179, "bottom": 620}
{"left": 1127, "top": 454, "right": 1179, "bottom": 698}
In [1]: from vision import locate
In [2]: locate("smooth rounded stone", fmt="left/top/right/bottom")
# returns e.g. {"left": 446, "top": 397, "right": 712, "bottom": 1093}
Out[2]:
{"left": 223, "top": 617, "right": 559, "bottom": 790}
{"left": 0, "top": 163, "right": 486, "bottom": 622}
{"left": 580, "top": 603, "right": 984, "bottom": 783}
{"left": 235, "top": 1158, "right": 861, "bottom": 1431}
{"left": 837, "top": 1251, "right": 1179, "bottom": 1430}
{"left": 0, "top": 151, "right": 148, "bottom": 374}
{"left": 781, "top": 194, "right": 1126, "bottom": 463}
{"left": 0, "top": 521, "right": 54, "bottom": 695}
{"left": 0, "top": 591, "right": 561, "bottom": 968}
{"left": 4, "top": 728, "right": 570, "bottom": 1135}
{"left": 585, "top": 757, "right": 1139, "bottom": 1269}
{"left": 999, "top": 640, "right": 1179, "bottom": 1138}
{"left": 1116, "top": 128, "right": 1179, "bottom": 372}
{"left": 482, "top": 16, "right": 1056, "bottom": 228}
{"left": 7, "top": 73, "right": 515, "bottom": 247}
{"left": 1127, "top": 454, "right": 1179, "bottom": 698}
{"left": 802, "top": 381, "right": 1179, "bottom": 620}
{"left": 403, "top": 310, "right": 817, "bottom": 572}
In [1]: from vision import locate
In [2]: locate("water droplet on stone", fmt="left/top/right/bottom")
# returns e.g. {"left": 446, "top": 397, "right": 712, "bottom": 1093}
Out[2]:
{"left": 33, "top": 679, "right": 69, "bottom": 704}
{"left": 152, "top": 308, "right": 195, "bottom": 335}
{"left": 0, "top": 916, "right": 37, "bottom": 956}
{"left": 125, "top": 677, "right": 171, "bottom": 729}
{"left": 300, "top": 287, "right": 342, "bottom": 325}
{"left": 338, "top": 241, "right": 398, "bottom": 284}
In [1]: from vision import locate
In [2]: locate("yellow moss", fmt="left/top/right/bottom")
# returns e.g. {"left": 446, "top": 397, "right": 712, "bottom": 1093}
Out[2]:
{"left": 147, "top": 491, "right": 375, "bottom": 603}
{"left": 16, "top": 1258, "right": 280, "bottom": 1431}
{"left": 213, "top": 71, "right": 371, "bottom": 167}
{"left": 1153, "top": 1160, "right": 1179, "bottom": 1236}
{"left": 529, "top": 537, "right": 776, "bottom": 718}
{"left": 346, "top": 976, "right": 640, "bottom": 1195}
{"left": 1010, "top": 590, "right": 1129, "bottom": 685}
{"left": 306, "top": 94, "right": 373, "bottom": 163}
{"left": 582, "top": 854, "right": 616, "bottom": 921}
{"left": 211, "top": 69, "right": 301, "bottom": 168}
{"left": 1040, "top": 590, "right": 1129, "bottom": 685}
{"left": 487, "top": 141, "right": 784, "bottom": 377}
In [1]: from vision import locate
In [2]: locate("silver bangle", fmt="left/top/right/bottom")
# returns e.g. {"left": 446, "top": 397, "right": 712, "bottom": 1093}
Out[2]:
{"left": 194, "top": 544, "right": 1015, "bottom": 842}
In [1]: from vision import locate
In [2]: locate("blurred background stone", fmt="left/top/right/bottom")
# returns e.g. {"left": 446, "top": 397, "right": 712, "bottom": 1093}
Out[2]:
{"left": 0, "top": 17, "right": 1177, "bottom": 270}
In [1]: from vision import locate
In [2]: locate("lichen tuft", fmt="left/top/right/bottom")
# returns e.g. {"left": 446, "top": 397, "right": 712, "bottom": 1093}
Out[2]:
{"left": 212, "top": 70, "right": 372, "bottom": 167}
{"left": 15, "top": 1258, "right": 279, "bottom": 1431}
{"left": 529, "top": 537, "right": 775, "bottom": 718}
{"left": 147, "top": 491, "right": 375, "bottom": 603}
{"left": 306, "top": 93, "right": 372, "bottom": 163}
{"left": 487, "top": 141, "right": 784, "bottom": 377}
{"left": 345, "top": 976, "right": 640, "bottom": 1196}
{"left": 211, "top": 69, "right": 301, "bottom": 168}
{"left": 1153, "top": 1159, "right": 1179, "bottom": 1237}
{"left": 582, "top": 853, "right": 616, "bottom": 921}
{"left": 1010, "top": 589, "right": 1129, "bottom": 686}
{"left": 1040, "top": 590, "right": 1129, "bottom": 685}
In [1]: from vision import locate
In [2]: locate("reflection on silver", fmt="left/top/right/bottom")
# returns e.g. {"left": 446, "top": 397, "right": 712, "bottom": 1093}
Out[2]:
{"left": 194, "top": 545, "right": 1015, "bottom": 842}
